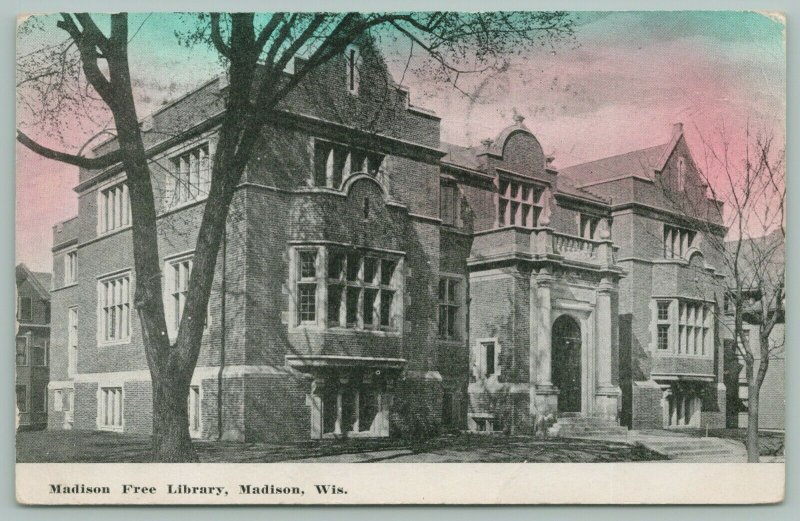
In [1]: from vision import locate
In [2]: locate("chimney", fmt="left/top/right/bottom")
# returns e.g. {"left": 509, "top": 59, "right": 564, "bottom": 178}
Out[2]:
{"left": 672, "top": 122, "right": 684, "bottom": 137}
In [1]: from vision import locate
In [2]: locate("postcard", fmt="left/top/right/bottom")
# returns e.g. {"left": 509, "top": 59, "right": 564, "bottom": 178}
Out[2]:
{"left": 15, "top": 10, "right": 785, "bottom": 504}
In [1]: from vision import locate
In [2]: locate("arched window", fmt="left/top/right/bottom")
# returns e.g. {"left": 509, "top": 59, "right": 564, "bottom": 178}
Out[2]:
{"left": 345, "top": 45, "right": 360, "bottom": 95}
{"left": 677, "top": 156, "right": 686, "bottom": 191}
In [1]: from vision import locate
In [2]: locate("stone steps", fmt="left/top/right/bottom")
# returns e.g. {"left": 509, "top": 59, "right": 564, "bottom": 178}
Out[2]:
{"left": 552, "top": 415, "right": 628, "bottom": 437}
{"left": 634, "top": 437, "right": 747, "bottom": 461}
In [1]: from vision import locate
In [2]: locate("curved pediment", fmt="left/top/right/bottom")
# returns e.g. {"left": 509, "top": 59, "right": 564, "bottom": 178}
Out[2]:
{"left": 485, "top": 117, "right": 546, "bottom": 178}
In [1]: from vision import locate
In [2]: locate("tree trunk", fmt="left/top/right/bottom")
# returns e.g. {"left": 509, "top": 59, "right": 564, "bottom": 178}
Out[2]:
{"left": 151, "top": 370, "right": 197, "bottom": 462}
{"left": 745, "top": 365, "right": 760, "bottom": 463}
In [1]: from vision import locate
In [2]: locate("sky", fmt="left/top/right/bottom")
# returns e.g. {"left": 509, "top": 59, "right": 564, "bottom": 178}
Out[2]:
{"left": 15, "top": 11, "right": 786, "bottom": 272}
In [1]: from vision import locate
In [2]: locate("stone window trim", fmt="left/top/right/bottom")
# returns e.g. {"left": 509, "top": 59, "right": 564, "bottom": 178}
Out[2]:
{"left": 96, "top": 179, "right": 132, "bottom": 237}
{"left": 97, "top": 386, "right": 124, "bottom": 432}
{"left": 64, "top": 249, "right": 78, "bottom": 286}
{"left": 163, "top": 142, "right": 212, "bottom": 211}
{"left": 287, "top": 244, "right": 404, "bottom": 335}
{"left": 438, "top": 272, "right": 466, "bottom": 342}
{"left": 311, "top": 137, "right": 385, "bottom": 190}
{"left": 163, "top": 251, "right": 211, "bottom": 343}
{"left": 188, "top": 385, "right": 202, "bottom": 438}
{"left": 96, "top": 269, "right": 133, "bottom": 347}
{"left": 474, "top": 337, "right": 501, "bottom": 381}
{"left": 662, "top": 223, "right": 697, "bottom": 260}
{"left": 650, "top": 297, "right": 715, "bottom": 358}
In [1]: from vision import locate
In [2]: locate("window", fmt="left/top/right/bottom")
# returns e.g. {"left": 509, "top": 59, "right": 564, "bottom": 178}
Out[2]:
{"left": 438, "top": 277, "right": 462, "bottom": 340}
{"left": 188, "top": 385, "right": 201, "bottom": 436}
{"left": 677, "top": 157, "right": 686, "bottom": 191}
{"left": 663, "top": 225, "right": 696, "bottom": 259}
{"left": 657, "top": 301, "right": 670, "bottom": 321}
{"left": 167, "top": 256, "right": 192, "bottom": 335}
{"left": 98, "top": 273, "right": 131, "bottom": 344}
{"left": 64, "top": 250, "right": 78, "bottom": 285}
{"left": 657, "top": 325, "right": 670, "bottom": 350}
{"left": 345, "top": 45, "right": 360, "bottom": 95}
{"left": 53, "top": 390, "right": 63, "bottom": 412}
{"left": 98, "top": 183, "right": 131, "bottom": 234}
{"left": 440, "top": 183, "right": 460, "bottom": 226}
{"left": 16, "top": 336, "right": 28, "bottom": 366}
{"left": 31, "top": 341, "right": 47, "bottom": 366}
{"left": 297, "top": 251, "right": 318, "bottom": 324}
{"left": 655, "top": 300, "right": 670, "bottom": 350}
{"left": 313, "top": 140, "right": 384, "bottom": 188}
{"left": 477, "top": 340, "right": 499, "bottom": 379}
{"left": 17, "top": 296, "right": 32, "bottom": 321}
{"left": 321, "top": 384, "right": 381, "bottom": 436}
{"left": 99, "top": 387, "right": 123, "bottom": 429}
{"left": 16, "top": 385, "right": 27, "bottom": 413}
{"left": 579, "top": 214, "right": 600, "bottom": 240}
{"left": 676, "top": 301, "right": 712, "bottom": 355}
{"left": 326, "top": 250, "right": 399, "bottom": 330}
{"left": 166, "top": 144, "right": 211, "bottom": 208}
{"left": 497, "top": 178, "right": 543, "bottom": 228}
{"left": 68, "top": 307, "right": 78, "bottom": 377}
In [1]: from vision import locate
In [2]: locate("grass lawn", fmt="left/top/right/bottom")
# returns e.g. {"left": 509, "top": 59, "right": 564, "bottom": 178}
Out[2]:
{"left": 17, "top": 430, "right": 667, "bottom": 463}
{"left": 681, "top": 428, "right": 785, "bottom": 457}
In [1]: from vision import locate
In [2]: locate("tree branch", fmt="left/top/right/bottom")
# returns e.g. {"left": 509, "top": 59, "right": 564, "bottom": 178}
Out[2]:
{"left": 210, "top": 13, "right": 231, "bottom": 58}
{"left": 17, "top": 130, "right": 123, "bottom": 169}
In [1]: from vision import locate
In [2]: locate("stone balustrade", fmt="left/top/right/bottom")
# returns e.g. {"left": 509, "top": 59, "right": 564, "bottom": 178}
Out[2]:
{"left": 469, "top": 226, "right": 617, "bottom": 268}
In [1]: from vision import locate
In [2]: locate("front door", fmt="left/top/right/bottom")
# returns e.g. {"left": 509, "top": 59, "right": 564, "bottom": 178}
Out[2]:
{"left": 552, "top": 315, "right": 582, "bottom": 413}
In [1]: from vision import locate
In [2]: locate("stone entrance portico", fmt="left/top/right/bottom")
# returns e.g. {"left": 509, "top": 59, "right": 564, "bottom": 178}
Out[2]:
{"left": 468, "top": 221, "right": 624, "bottom": 432}
{"left": 530, "top": 268, "right": 622, "bottom": 423}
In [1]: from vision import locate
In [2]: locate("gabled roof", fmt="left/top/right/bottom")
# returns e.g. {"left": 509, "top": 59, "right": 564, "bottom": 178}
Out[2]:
{"left": 15, "top": 263, "right": 51, "bottom": 300}
{"left": 559, "top": 143, "right": 668, "bottom": 186}
{"left": 558, "top": 123, "right": 686, "bottom": 188}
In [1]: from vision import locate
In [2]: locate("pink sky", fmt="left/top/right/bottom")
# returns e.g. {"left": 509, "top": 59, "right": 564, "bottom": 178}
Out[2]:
{"left": 16, "top": 12, "right": 785, "bottom": 272}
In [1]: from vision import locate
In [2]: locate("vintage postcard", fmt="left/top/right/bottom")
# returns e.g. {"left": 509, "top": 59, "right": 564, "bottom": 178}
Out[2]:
{"left": 15, "top": 11, "right": 785, "bottom": 504}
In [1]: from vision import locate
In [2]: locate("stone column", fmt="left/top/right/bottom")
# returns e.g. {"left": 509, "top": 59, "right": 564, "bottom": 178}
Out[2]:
{"left": 535, "top": 269, "right": 554, "bottom": 388}
{"left": 595, "top": 277, "right": 614, "bottom": 389}
{"left": 594, "top": 276, "right": 621, "bottom": 419}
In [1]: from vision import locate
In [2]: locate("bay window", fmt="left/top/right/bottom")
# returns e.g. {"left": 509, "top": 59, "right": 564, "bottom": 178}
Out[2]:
{"left": 294, "top": 246, "right": 401, "bottom": 331}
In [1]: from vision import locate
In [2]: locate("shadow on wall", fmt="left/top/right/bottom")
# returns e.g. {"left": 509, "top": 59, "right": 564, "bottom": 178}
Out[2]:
{"left": 618, "top": 314, "right": 632, "bottom": 428}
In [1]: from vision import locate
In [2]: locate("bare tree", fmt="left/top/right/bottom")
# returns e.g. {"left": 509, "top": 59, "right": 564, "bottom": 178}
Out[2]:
{"left": 16, "top": 12, "right": 575, "bottom": 461}
{"left": 659, "top": 122, "right": 785, "bottom": 462}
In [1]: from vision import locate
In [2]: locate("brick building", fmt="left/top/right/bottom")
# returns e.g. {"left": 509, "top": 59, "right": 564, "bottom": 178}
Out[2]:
{"left": 47, "top": 41, "right": 729, "bottom": 440}
{"left": 16, "top": 263, "right": 51, "bottom": 430}
{"left": 722, "top": 230, "right": 785, "bottom": 431}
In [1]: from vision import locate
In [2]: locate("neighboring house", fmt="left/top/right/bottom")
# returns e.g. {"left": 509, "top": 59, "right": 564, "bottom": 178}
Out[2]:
{"left": 16, "top": 263, "right": 51, "bottom": 430}
{"left": 47, "top": 38, "right": 729, "bottom": 441}
{"left": 722, "top": 230, "right": 785, "bottom": 431}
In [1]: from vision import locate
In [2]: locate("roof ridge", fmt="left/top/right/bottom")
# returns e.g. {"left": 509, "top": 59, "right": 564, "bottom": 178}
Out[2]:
{"left": 560, "top": 142, "right": 669, "bottom": 170}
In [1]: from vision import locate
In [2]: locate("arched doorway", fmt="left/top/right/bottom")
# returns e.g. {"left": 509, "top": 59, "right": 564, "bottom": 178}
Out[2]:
{"left": 552, "top": 315, "right": 582, "bottom": 413}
